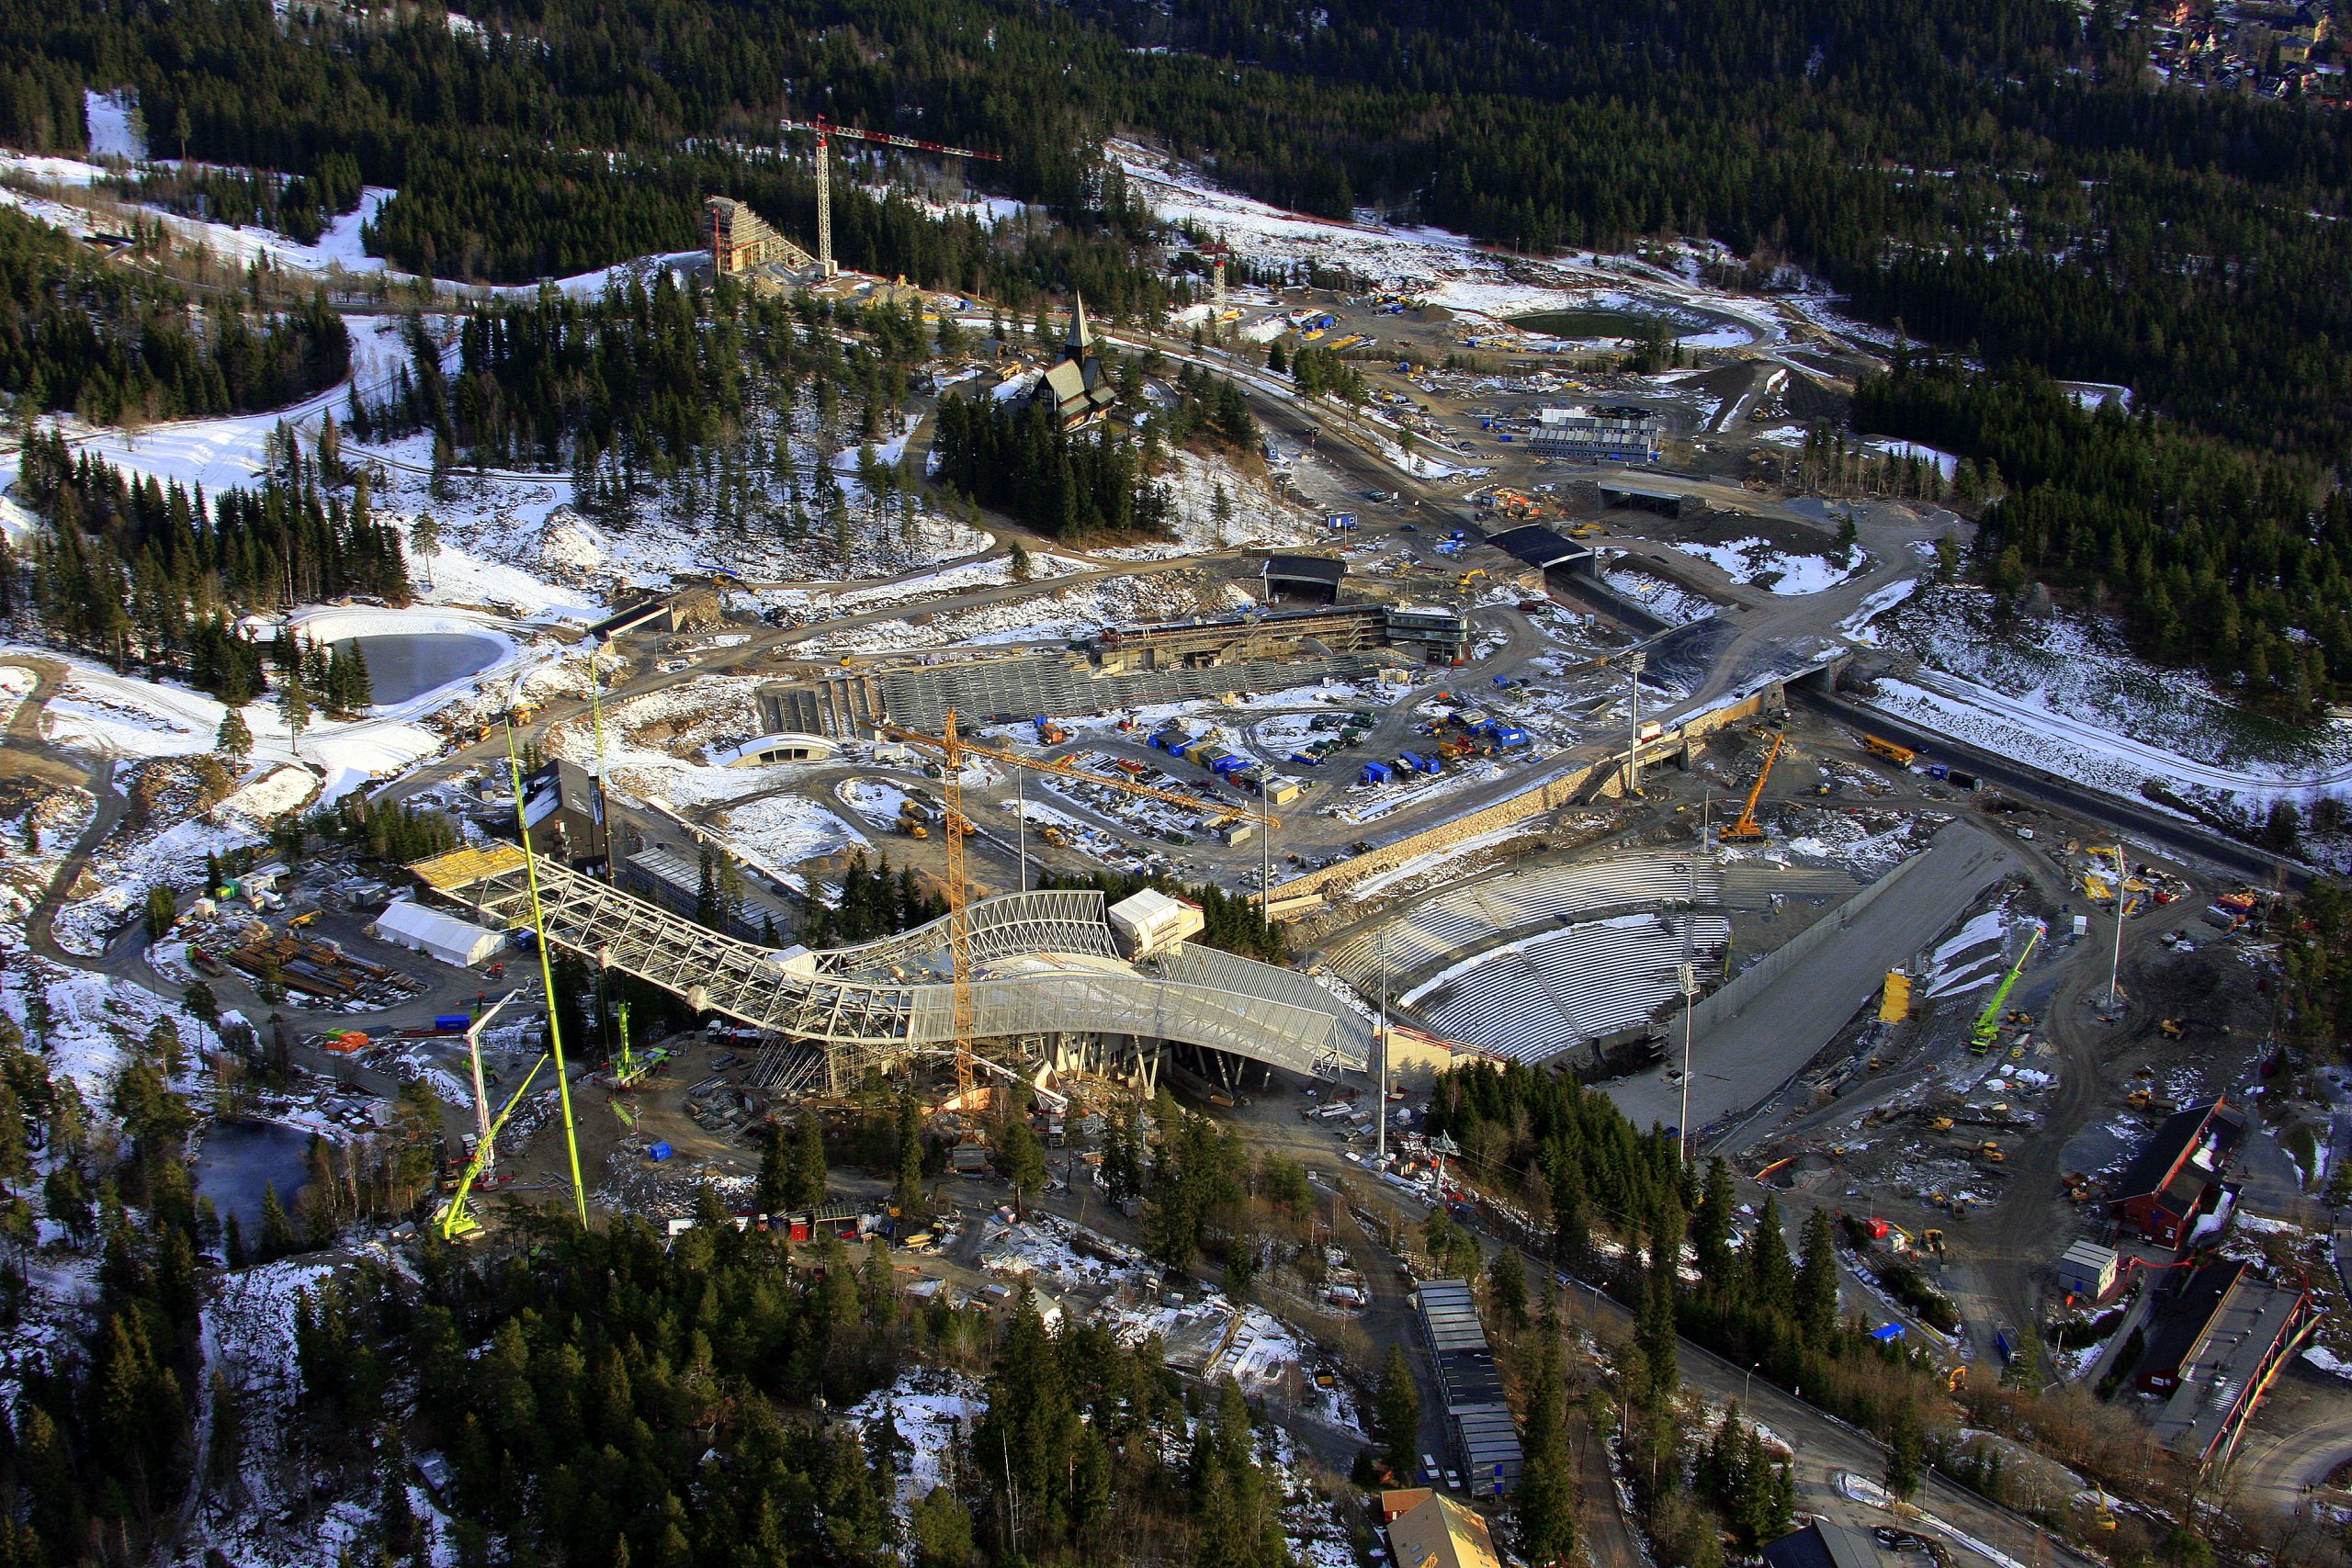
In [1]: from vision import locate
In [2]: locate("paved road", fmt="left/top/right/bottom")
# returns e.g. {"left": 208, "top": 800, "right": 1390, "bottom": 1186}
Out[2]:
{"left": 1537, "top": 1258, "right": 2095, "bottom": 1568}
{"left": 2233, "top": 1376, "right": 2352, "bottom": 1517}
{"left": 1603, "top": 818, "right": 2025, "bottom": 1136}
{"left": 0, "top": 656, "right": 130, "bottom": 960}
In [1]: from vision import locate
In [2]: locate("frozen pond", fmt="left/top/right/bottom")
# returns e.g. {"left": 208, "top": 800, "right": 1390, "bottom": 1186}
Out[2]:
{"left": 194, "top": 1120, "right": 315, "bottom": 1239}
{"left": 1510, "top": 303, "right": 1746, "bottom": 343}
{"left": 331, "top": 630, "right": 503, "bottom": 704}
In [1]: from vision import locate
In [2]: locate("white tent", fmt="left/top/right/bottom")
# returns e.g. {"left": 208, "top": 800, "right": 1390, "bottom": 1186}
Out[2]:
{"left": 371, "top": 899, "right": 503, "bottom": 968}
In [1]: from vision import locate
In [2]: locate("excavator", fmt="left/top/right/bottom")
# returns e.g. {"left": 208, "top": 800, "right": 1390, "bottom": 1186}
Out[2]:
{"left": 1969, "top": 922, "right": 2046, "bottom": 1054}
{"left": 1718, "top": 731, "right": 1783, "bottom": 843}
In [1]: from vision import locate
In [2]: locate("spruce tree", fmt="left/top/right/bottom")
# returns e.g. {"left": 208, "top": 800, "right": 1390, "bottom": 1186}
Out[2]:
{"left": 892, "top": 1092, "right": 925, "bottom": 1218}
{"left": 1794, "top": 1205, "right": 1842, "bottom": 1343}
{"left": 1373, "top": 1343, "right": 1420, "bottom": 1478}
{"left": 1747, "top": 1193, "right": 1797, "bottom": 1319}
{"left": 1691, "top": 1158, "right": 1736, "bottom": 1292}
{"left": 1885, "top": 1398, "right": 1923, "bottom": 1503}
{"left": 756, "top": 1121, "right": 790, "bottom": 1214}
{"left": 788, "top": 1114, "right": 828, "bottom": 1209}
{"left": 1514, "top": 1321, "right": 1578, "bottom": 1564}
{"left": 1487, "top": 1244, "right": 1528, "bottom": 1333}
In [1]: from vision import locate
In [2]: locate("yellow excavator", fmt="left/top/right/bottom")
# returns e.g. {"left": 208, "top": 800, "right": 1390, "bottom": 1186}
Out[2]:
{"left": 1719, "top": 731, "right": 1783, "bottom": 843}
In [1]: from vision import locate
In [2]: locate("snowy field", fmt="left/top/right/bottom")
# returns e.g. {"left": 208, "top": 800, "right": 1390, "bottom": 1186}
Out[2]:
{"left": 1865, "top": 584, "right": 2352, "bottom": 809}
{"left": 807, "top": 572, "right": 1204, "bottom": 654}
{"left": 1601, "top": 566, "right": 1720, "bottom": 626}
{"left": 1, "top": 954, "right": 187, "bottom": 1100}
{"left": 1110, "top": 140, "right": 1796, "bottom": 350}
{"left": 706, "top": 795, "right": 868, "bottom": 886}
{"left": 1673, "top": 536, "right": 1863, "bottom": 596}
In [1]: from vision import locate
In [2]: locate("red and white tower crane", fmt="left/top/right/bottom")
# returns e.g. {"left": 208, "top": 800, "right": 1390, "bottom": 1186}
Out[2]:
{"left": 779, "top": 117, "right": 1001, "bottom": 277}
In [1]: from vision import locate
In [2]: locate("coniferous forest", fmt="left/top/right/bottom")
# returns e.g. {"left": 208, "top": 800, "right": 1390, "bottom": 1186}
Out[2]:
{"left": 0, "top": 0, "right": 2340, "bottom": 468}
{"left": 0, "top": 203, "right": 349, "bottom": 423}
{"left": 6, "top": 0, "right": 2350, "bottom": 693}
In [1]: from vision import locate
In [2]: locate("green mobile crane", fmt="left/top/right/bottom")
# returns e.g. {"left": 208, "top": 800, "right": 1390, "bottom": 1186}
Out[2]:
{"left": 1969, "top": 922, "right": 2046, "bottom": 1055}
{"left": 437, "top": 1053, "right": 551, "bottom": 1241}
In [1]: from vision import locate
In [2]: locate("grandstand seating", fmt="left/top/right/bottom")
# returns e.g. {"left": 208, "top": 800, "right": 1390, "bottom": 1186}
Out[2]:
{"left": 1326, "top": 854, "right": 1724, "bottom": 987}
{"left": 1414, "top": 912, "right": 1729, "bottom": 1066}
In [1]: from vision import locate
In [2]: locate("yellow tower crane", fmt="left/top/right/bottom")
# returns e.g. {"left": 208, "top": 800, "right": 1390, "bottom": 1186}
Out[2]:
{"left": 1719, "top": 730, "right": 1784, "bottom": 843}
{"left": 879, "top": 713, "right": 1285, "bottom": 1113}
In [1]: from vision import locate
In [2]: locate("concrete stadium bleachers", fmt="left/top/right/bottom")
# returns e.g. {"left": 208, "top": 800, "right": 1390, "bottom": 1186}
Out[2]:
{"left": 1325, "top": 854, "right": 1722, "bottom": 987}
{"left": 1415, "top": 912, "right": 1731, "bottom": 1066}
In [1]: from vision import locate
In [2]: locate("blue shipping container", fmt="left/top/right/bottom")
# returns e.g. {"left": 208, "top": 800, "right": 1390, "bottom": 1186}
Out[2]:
{"left": 435, "top": 1014, "right": 470, "bottom": 1032}
{"left": 648, "top": 1142, "right": 674, "bottom": 1162}
{"left": 1361, "top": 761, "right": 1393, "bottom": 784}
{"left": 1869, "top": 1323, "right": 1905, "bottom": 1343}
{"left": 1212, "top": 756, "right": 1249, "bottom": 776}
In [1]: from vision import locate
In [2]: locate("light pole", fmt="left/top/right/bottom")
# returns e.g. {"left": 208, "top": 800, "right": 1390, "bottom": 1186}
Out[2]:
{"left": 1376, "top": 926, "right": 1390, "bottom": 1169}
{"left": 1743, "top": 1361, "right": 1760, "bottom": 1406}
{"left": 1624, "top": 651, "right": 1647, "bottom": 796}
{"left": 1678, "top": 962, "right": 1698, "bottom": 1166}
{"left": 2106, "top": 851, "right": 2128, "bottom": 1011}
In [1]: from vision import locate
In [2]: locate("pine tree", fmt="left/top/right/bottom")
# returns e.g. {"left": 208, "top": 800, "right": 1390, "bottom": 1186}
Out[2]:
{"left": 216, "top": 705, "right": 253, "bottom": 761}
{"left": 409, "top": 513, "right": 442, "bottom": 589}
{"left": 277, "top": 660, "right": 311, "bottom": 757}
{"left": 997, "top": 1114, "right": 1046, "bottom": 1215}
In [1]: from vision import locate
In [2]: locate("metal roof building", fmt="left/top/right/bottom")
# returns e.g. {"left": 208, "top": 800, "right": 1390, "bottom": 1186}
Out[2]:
{"left": 1413, "top": 1280, "right": 1524, "bottom": 1493}
{"left": 1261, "top": 553, "right": 1347, "bottom": 603}
{"left": 1598, "top": 480, "right": 1688, "bottom": 517}
{"left": 1486, "top": 524, "right": 1591, "bottom": 570}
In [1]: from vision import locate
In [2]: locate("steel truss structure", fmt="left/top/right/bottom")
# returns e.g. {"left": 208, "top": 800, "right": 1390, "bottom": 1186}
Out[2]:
{"left": 411, "top": 847, "right": 1369, "bottom": 1083}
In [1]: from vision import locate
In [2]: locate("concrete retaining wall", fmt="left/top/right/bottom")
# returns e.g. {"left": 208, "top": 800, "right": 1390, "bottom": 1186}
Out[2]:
{"left": 1282, "top": 684, "right": 1787, "bottom": 915}
{"left": 1687, "top": 828, "right": 1939, "bottom": 1037}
